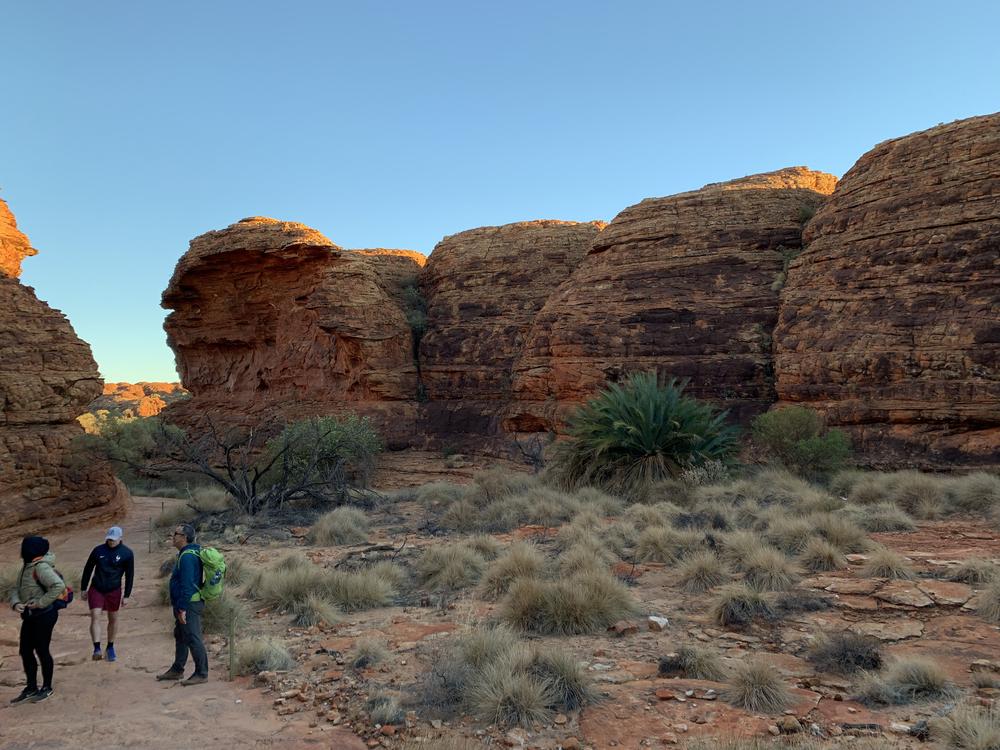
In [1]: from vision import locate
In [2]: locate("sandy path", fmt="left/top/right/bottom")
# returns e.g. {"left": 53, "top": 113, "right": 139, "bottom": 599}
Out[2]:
{"left": 0, "top": 496, "right": 352, "bottom": 749}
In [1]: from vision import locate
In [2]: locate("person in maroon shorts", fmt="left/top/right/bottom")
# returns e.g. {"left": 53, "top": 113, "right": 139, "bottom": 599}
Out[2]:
{"left": 80, "top": 526, "right": 134, "bottom": 662}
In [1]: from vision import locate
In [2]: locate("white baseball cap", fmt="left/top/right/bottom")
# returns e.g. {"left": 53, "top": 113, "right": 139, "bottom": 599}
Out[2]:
{"left": 105, "top": 526, "right": 124, "bottom": 541}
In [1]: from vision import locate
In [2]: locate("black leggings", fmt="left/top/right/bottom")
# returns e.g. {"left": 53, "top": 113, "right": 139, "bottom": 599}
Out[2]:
{"left": 20, "top": 608, "right": 58, "bottom": 690}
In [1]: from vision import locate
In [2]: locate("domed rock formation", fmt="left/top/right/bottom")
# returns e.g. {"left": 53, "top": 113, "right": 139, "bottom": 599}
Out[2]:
{"left": 161, "top": 218, "right": 424, "bottom": 446}
{"left": 418, "top": 220, "right": 605, "bottom": 441}
{"left": 774, "top": 114, "right": 1000, "bottom": 467}
{"left": 506, "top": 168, "right": 837, "bottom": 433}
{"left": 0, "top": 198, "right": 125, "bottom": 540}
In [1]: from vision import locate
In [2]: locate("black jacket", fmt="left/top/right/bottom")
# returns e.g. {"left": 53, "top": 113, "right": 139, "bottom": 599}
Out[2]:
{"left": 81, "top": 543, "right": 135, "bottom": 597}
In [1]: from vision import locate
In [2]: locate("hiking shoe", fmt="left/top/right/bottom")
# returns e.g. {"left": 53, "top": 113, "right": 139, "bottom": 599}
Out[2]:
{"left": 181, "top": 674, "right": 207, "bottom": 686}
{"left": 30, "top": 687, "right": 53, "bottom": 702}
{"left": 9, "top": 688, "right": 36, "bottom": 705}
{"left": 92, "top": 649, "right": 103, "bottom": 661}
{"left": 106, "top": 646, "right": 117, "bottom": 662}
{"left": 156, "top": 668, "right": 184, "bottom": 681}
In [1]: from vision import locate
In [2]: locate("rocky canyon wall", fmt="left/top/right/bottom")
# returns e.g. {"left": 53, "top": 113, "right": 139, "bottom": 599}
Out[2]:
{"left": 0, "top": 198, "right": 125, "bottom": 540}
{"left": 774, "top": 114, "right": 1000, "bottom": 467}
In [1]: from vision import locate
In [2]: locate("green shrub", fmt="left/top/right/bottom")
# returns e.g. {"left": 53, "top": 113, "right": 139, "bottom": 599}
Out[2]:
{"left": 224, "top": 555, "right": 249, "bottom": 587}
{"left": 856, "top": 657, "right": 953, "bottom": 705}
{"left": 723, "top": 658, "right": 791, "bottom": 713}
{"left": 463, "top": 534, "right": 503, "bottom": 560}
{"left": 253, "top": 564, "right": 326, "bottom": 612}
{"left": 751, "top": 406, "right": 851, "bottom": 480}
{"left": 658, "top": 644, "right": 727, "bottom": 681}
{"left": 809, "top": 512, "right": 869, "bottom": 552}
{"left": 416, "top": 481, "right": 468, "bottom": 507}
{"left": 367, "top": 560, "right": 410, "bottom": 589}
{"left": 718, "top": 530, "right": 767, "bottom": 568}
{"left": 235, "top": 638, "right": 295, "bottom": 675}
{"left": 635, "top": 526, "right": 702, "bottom": 563}
{"left": 501, "top": 570, "right": 637, "bottom": 635}
{"left": 764, "top": 517, "right": 816, "bottom": 554}
{"left": 573, "top": 486, "right": 626, "bottom": 517}
{"left": 308, "top": 506, "right": 369, "bottom": 545}
{"left": 548, "top": 372, "right": 739, "bottom": 496}
{"left": 557, "top": 541, "right": 614, "bottom": 576}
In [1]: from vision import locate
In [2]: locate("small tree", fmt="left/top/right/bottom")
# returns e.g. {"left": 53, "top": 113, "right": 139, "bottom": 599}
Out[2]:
{"left": 751, "top": 406, "right": 851, "bottom": 481}
{"left": 81, "top": 414, "right": 382, "bottom": 515}
{"left": 548, "top": 372, "right": 739, "bottom": 497}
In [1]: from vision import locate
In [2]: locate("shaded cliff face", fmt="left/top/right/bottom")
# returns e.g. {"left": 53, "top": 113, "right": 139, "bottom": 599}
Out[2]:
{"left": 161, "top": 218, "right": 424, "bottom": 445}
{"left": 0, "top": 201, "right": 124, "bottom": 539}
{"left": 506, "top": 168, "right": 836, "bottom": 433}
{"left": 774, "top": 114, "right": 1000, "bottom": 467}
{"left": 419, "top": 220, "right": 605, "bottom": 440}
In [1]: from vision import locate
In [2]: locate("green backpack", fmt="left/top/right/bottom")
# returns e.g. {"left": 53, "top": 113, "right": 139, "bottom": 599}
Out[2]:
{"left": 181, "top": 547, "right": 227, "bottom": 601}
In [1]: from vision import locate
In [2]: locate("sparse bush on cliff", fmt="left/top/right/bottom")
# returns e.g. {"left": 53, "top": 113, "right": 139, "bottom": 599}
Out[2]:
{"left": 751, "top": 406, "right": 851, "bottom": 481}
{"left": 547, "top": 372, "right": 739, "bottom": 498}
{"left": 84, "top": 413, "right": 382, "bottom": 516}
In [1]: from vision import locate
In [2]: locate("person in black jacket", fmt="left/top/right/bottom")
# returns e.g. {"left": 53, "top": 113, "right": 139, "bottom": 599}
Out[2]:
{"left": 156, "top": 523, "right": 208, "bottom": 685}
{"left": 80, "top": 526, "right": 134, "bottom": 663}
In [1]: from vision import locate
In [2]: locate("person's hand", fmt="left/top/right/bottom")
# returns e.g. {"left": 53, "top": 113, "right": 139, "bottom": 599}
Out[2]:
{"left": 25, "top": 602, "right": 40, "bottom": 610}
{"left": 13, "top": 603, "right": 25, "bottom": 613}
{"left": 122, "top": 598, "right": 129, "bottom": 608}
{"left": 177, "top": 609, "right": 187, "bottom": 625}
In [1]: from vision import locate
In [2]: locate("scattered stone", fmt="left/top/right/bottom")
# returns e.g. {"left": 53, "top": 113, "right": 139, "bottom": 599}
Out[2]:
{"left": 848, "top": 620, "right": 924, "bottom": 641}
{"left": 824, "top": 579, "right": 879, "bottom": 595}
{"left": 608, "top": 621, "right": 639, "bottom": 637}
{"left": 648, "top": 616, "right": 669, "bottom": 632}
{"left": 971, "top": 659, "right": 1000, "bottom": 674}
{"left": 554, "top": 713, "right": 568, "bottom": 725}
{"left": 889, "top": 722, "right": 911, "bottom": 734}
{"left": 780, "top": 717, "right": 802, "bottom": 734}
{"left": 768, "top": 725, "right": 781, "bottom": 736}
{"left": 873, "top": 581, "right": 934, "bottom": 608}
{"left": 916, "top": 580, "right": 973, "bottom": 606}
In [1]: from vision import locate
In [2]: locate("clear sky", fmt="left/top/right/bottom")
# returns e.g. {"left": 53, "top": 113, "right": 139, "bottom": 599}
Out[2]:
{"left": 2, "top": 1, "right": 998, "bottom": 382}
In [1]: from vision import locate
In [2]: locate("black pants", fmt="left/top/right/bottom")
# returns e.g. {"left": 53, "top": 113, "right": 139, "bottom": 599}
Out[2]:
{"left": 20, "top": 608, "right": 58, "bottom": 691}
{"left": 171, "top": 600, "right": 208, "bottom": 677}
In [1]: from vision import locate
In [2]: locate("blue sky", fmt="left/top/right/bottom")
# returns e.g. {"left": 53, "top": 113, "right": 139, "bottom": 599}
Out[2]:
{"left": 2, "top": 1, "right": 998, "bottom": 382}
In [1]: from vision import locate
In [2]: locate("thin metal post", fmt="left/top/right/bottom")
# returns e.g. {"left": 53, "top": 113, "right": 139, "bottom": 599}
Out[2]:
{"left": 229, "top": 616, "right": 236, "bottom": 681}
{"left": 148, "top": 516, "right": 152, "bottom": 554}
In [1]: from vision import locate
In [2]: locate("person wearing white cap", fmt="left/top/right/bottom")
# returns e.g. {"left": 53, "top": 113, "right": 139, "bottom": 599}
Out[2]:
{"left": 80, "top": 526, "right": 134, "bottom": 662}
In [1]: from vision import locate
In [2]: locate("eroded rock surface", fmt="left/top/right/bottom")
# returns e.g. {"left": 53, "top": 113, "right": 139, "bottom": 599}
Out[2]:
{"left": 774, "top": 114, "right": 1000, "bottom": 467}
{"left": 161, "top": 218, "right": 424, "bottom": 445}
{"left": 0, "top": 200, "right": 124, "bottom": 539}
{"left": 419, "top": 220, "right": 604, "bottom": 441}
{"left": 506, "top": 168, "right": 836, "bottom": 433}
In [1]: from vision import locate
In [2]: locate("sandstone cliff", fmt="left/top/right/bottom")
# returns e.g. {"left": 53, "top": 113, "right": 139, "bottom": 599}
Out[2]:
{"left": 774, "top": 114, "right": 1000, "bottom": 467}
{"left": 87, "top": 381, "right": 189, "bottom": 422}
{"left": 161, "top": 218, "right": 424, "bottom": 446}
{"left": 505, "top": 168, "right": 836, "bottom": 433}
{"left": 0, "top": 200, "right": 125, "bottom": 539}
{"left": 419, "top": 220, "right": 605, "bottom": 441}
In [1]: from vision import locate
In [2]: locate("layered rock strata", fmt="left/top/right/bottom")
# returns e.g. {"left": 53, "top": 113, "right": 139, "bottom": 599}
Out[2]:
{"left": 505, "top": 168, "right": 837, "bottom": 433}
{"left": 774, "top": 115, "right": 1000, "bottom": 466}
{"left": 419, "top": 220, "right": 605, "bottom": 441}
{"left": 0, "top": 200, "right": 125, "bottom": 539}
{"left": 161, "top": 218, "right": 424, "bottom": 446}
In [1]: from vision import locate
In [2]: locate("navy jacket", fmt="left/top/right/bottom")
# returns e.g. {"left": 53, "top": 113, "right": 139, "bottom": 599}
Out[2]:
{"left": 169, "top": 544, "right": 203, "bottom": 610}
{"left": 81, "top": 543, "right": 135, "bottom": 597}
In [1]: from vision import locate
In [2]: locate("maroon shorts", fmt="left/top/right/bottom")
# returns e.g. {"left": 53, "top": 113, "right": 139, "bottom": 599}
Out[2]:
{"left": 87, "top": 587, "right": 123, "bottom": 612}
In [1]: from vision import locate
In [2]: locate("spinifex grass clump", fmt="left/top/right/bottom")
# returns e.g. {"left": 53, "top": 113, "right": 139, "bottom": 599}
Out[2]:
{"left": 741, "top": 546, "right": 799, "bottom": 592}
{"left": 352, "top": 638, "right": 390, "bottom": 669}
{"left": 308, "top": 506, "right": 369, "bottom": 545}
{"left": 936, "top": 704, "right": 1000, "bottom": 750}
{"left": 481, "top": 542, "right": 546, "bottom": 600}
{"left": 501, "top": 569, "right": 637, "bottom": 635}
{"left": 658, "top": 644, "right": 727, "bottom": 681}
{"left": 415, "top": 542, "right": 487, "bottom": 592}
{"left": 711, "top": 583, "right": 775, "bottom": 629}
{"left": 235, "top": 637, "right": 295, "bottom": 676}
{"left": 862, "top": 546, "right": 916, "bottom": 580}
{"left": 202, "top": 591, "right": 251, "bottom": 634}
{"left": 979, "top": 580, "right": 1000, "bottom": 624}
{"left": 289, "top": 592, "right": 341, "bottom": 627}
{"left": 798, "top": 536, "right": 847, "bottom": 573}
{"left": 946, "top": 558, "right": 1000, "bottom": 586}
{"left": 677, "top": 551, "right": 731, "bottom": 593}
{"left": 807, "top": 632, "right": 883, "bottom": 675}
{"left": 548, "top": 372, "right": 739, "bottom": 497}
{"left": 722, "top": 658, "right": 791, "bottom": 713}
{"left": 856, "top": 657, "right": 953, "bottom": 705}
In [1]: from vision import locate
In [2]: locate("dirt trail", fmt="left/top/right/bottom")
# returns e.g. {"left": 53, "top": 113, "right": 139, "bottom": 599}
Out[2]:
{"left": 0, "top": 496, "right": 351, "bottom": 749}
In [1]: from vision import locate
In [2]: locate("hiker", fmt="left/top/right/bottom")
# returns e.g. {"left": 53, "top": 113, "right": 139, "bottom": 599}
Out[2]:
{"left": 9, "top": 535, "right": 66, "bottom": 704}
{"left": 157, "top": 523, "right": 208, "bottom": 685}
{"left": 80, "top": 525, "right": 135, "bottom": 662}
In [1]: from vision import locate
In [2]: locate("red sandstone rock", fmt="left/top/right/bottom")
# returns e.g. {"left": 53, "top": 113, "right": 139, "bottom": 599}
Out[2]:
{"left": 0, "top": 198, "right": 36, "bottom": 278}
{"left": 506, "top": 168, "right": 836, "bottom": 433}
{"left": 88, "top": 381, "right": 188, "bottom": 419}
{"left": 161, "top": 218, "right": 424, "bottom": 446}
{"left": 419, "top": 220, "right": 603, "bottom": 442}
{"left": 774, "top": 113, "right": 1000, "bottom": 467}
{"left": 0, "top": 200, "right": 125, "bottom": 539}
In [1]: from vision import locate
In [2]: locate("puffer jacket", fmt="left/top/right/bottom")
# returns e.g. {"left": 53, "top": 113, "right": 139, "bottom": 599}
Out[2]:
{"left": 10, "top": 552, "right": 66, "bottom": 612}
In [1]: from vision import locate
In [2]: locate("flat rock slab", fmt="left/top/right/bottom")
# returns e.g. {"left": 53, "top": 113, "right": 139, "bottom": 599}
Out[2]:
{"left": 825, "top": 579, "right": 880, "bottom": 595}
{"left": 873, "top": 581, "right": 934, "bottom": 608}
{"left": 836, "top": 595, "right": 880, "bottom": 611}
{"left": 917, "top": 580, "right": 973, "bottom": 605}
{"left": 849, "top": 620, "right": 924, "bottom": 641}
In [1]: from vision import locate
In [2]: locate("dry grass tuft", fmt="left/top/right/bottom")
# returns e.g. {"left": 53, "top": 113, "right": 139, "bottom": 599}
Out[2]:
{"left": 798, "top": 536, "right": 847, "bottom": 573}
{"left": 979, "top": 580, "right": 1000, "bottom": 624}
{"left": 481, "top": 542, "right": 546, "bottom": 600}
{"left": 741, "top": 546, "right": 799, "bottom": 591}
{"left": 949, "top": 472, "right": 1000, "bottom": 514}
{"left": 202, "top": 591, "right": 251, "bottom": 634}
{"left": 856, "top": 656, "right": 953, "bottom": 705}
{"left": 677, "top": 551, "right": 730, "bottom": 593}
{"left": 718, "top": 530, "right": 767, "bottom": 568}
{"left": 463, "top": 534, "right": 503, "bottom": 560}
{"left": 415, "top": 543, "right": 486, "bottom": 592}
{"left": 936, "top": 704, "right": 1000, "bottom": 750}
{"left": 862, "top": 546, "right": 917, "bottom": 580}
{"left": 529, "top": 648, "right": 596, "bottom": 710}
{"left": 501, "top": 569, "right": 637, "bottom": 635}
{"left": 764, "top": 517, "right": 816, "bottom": 554}
{"left": 722, "top": 658, "right": 791, "bottom": 713}
{"left": 235, "top": 637, "right": 295, "bottom": 675}
{"left": 366, "top": 691, "right": 404, "bottom": 725}
{"left": 324, "top": 569, "right": 396, "bottom": 611}
{"left": 289, "top": 592, "right": 341, "bottom": 627}
{"left": 857, "top": 503, "right": 917, "bottom": 533}
{"left": 467, "top": 650, "right": 554, "bottom": 728}
{"left": 353, "top": 638, "right": 390, "bottom": 669}
{"left": 807, "top": 632, "right": 883, "bottom": 675}
{"left": 658, "top": 644, "right": 727, "bottom": 681}
{"left": 308, "top": 506, "right": 369, "bottom": 545}
{"left": 711, "top": 583, "right": 775, "bottom": 629}
{"left": 946, "top": 558, "right": 1000, "bottom": 586}
{"left": 810, "top": 512, "right": 869, "bottom": 552}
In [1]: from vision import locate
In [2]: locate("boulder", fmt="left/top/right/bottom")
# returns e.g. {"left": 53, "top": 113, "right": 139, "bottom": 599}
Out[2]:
{"left": 774, "top": 113, "right": 1000, "bottom": 467}
{"left": 161, "top": 217, "right": 424, "bottom": 446}
{"left": 507, "top": 168, "right": 836, "bottom": 433}
{"left": 0, "top": 198, "right": 36, "bottom": 278}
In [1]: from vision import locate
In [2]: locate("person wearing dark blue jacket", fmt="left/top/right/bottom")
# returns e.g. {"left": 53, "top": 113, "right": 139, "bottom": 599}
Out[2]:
{"left": 156, "top": 523, "right": 208, "bottom": 685}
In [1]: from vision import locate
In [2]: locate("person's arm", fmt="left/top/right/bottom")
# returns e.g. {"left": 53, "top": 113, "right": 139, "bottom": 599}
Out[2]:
{"left": 123, "top": 550, "right": 135, "bottom": 599}
{"left": 10, "top": 566, "right": 23, "bottom": 610}
{"left": 80, "top": 549, "right": 96, "bottom": 592}
{"left": 32, "top": 564, "right": 66, "bottom": 609}
{"left": 177, "top": 551, "right": 199, "bottom": 611}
